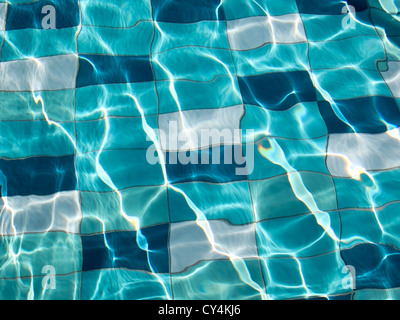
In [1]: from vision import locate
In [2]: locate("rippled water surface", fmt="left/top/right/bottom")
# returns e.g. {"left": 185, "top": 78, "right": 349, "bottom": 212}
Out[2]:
{"left": 0, "top": 0, "right": 400, "bottom": 300}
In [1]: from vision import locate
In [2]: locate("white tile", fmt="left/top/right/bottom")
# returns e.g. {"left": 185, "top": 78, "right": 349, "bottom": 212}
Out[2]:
{"left": 381, "top": 61, "right": 400, "bottom": 98}
{"left": 327, "top": 130, "right": 400, "bottom": 177}
{"left": 0, "top": 54, "right": 78, "bottom": 91}
{"left": 170, "top": 220, "right": 258, "bottom": 273}
{"left": 0, "top": 191, "right": 82, "bottom": 235}
{"left": 227, "top": 14, "right": 306, "bottom": 50}
{"left": 158, "top": 105, "right": 244, "bottom": 152}
{"left": 0, "top": 3, "right": 6, "bottom": 32}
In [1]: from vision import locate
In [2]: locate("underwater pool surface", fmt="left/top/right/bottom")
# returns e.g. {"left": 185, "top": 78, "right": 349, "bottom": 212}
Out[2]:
{"left": 1, "top": 0, "right": 400, "bottom": 300}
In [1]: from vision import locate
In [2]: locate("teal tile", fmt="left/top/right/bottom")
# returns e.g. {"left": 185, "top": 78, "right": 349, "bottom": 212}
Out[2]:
{"left": 0, "top": 120, "right": 75, "bottom": 158}
{"left": 299, "top": 252, "right": 350, "bottom": 296}
{"left": 261, "top": 258, "right": 308, "bottom": 299}
{"left": 275, "top": 137, "right": 329, "bottom": 174}
{"left": 256, "top": 212, "right": 340, "bottom": 258}
{"left": 312, "top": 69, "right": 393, "bottom": 100}
{"left": 75, "top": 82, "right": 158, "bottom": 120}
{"left": 232, "top": 43, "right": 309, "bottom": 77}
{"left": 80, "top": 0, "right": 152, "bottom": 27}
{"left": 223, "top": 0, "right": 299, "bottom": 20}
{"left": 353, "top": 287, "right": 400, "bottom": 300}
{"left": 0, "top": 273, "right": 81, "bottom": 300}
{"left": 76, "top": 152, "right": 114, "bottom": 192}
{"left": 97, "top": 149, "right": 165, "bottom": 189}
{"left": 334, "top": 169, "right": 400, "bottom": 209}
{"left": 0, "top": 233, "right": 82, "bottom": 279}
{"left": 80, "top": 185, "right": 169, "bottom": 234}
{"left": 241, "top": 102, "right": 328, "bottom": 142}
{"left": 340, "top": 202, "right": 400, "bottom": 250}
{"left": 152, "top": 47, "right": 236, "bottom": 81}
{"left": 250, "top": 137, "right": 330, "bottom": 181}
{"left": 2, "top": 28, "right": 77, "bottom": 61}
{"left": 251, "top": 172, "right": 337, "bottom": 221}
{"left": 82, "top": 269, "right": 171, "bottom": 300}
{"left": 168, "top": 182, "right": 254, "bottom": 225}
{"left": 76, "top": 116, "right": 157, "bottom": 153}
{"left": 301, "top": 14, "right": 377, "bottom": 42}
{"left": 172, "top": 259, "right": 265, "bottom": 300}
{"left": 249, "top": 143, "right": 287, "bottom": 181}
{"left": 78, "top": 22, "right": 153, "bottom": 55}
{"left": 77, "top": 149, "right": 165, "bottom": 192}
{"left": 309, "top": 35, "right": 385, "bottom": 71}
{"left": 152, "top": 21, "right": 229, "bottom": 52}
{"left": 0, "top": 90, "right": 75, "bottom": 122}
{"left": 156, "top": 76, "right": 242, "bottom": 114}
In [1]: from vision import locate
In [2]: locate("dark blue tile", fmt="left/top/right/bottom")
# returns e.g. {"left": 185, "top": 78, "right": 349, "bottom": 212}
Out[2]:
{"left": 341, "top": 243, "right": 400, "bottom": 290}
{"left": 165, "top": 145, "right": 248, "bottom": 184}
{"left": 0, "top": 155, "right": 77, "bottom": 197}
{"left": 238, "top": 71, "right": 317, "bottom": 111}
{"left": 77, "top": 55, "right": 154, "bottom": 88}
{"left": 5, "top": 0, "right": 80, "bottom": 31}
{"left": 296, "top": 0, "right": 368, "bottom": 15}
{"left": 82, "top": 225, "right": 169, "bottom": 274}
{"left": 318, "top": 96, "right": 400, "bottom": 134}
{"left": 151, "top": 0, "right": 225, "bottom": 23}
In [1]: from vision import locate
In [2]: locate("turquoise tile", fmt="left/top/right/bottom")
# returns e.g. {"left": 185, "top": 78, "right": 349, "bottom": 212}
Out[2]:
{"left": 312, "top": 68, "right": 393, "bottom": 100}
{"left": 0, "top": 120, "right": 75, "bottom": 158}
{"left": 340, "top": 202, "right": 400, "bottom": 250}
{"left": 241, "top": 103, "right": 328, "bottom": 142}
{"left": 0, "top": 90, "right": 75, "bottom": 122}
{"left": 168, "top": 182, "right": 254, "bottom": 225}
{"left": 97, "top": 149, "right": 165, "bottom": 189}
{"left": 223, "top": 0, "right": 299, "bottom": 20}
{"left": 172, "top": 259, "right": 265, "bottom": 300}
{"left": 80, "top": 185, "right": 169, "bottom": 234}
{"left": 152, "top": 21, "right": 229, "bottom": 52}
{"left": 275, "top": 137, "right": 329, "bottom": 174}
{"left": 1, "top": 28, "right": 77, "bottom": 61}
{"left": 0, "top": 273, "right": 81, "bottom": 300}
{"left": 334, "top": 169, "right": 400, "bottom": 209}
{"left": 261, "top": 258, "right": 308, "bottom": 299}
{"left": 75, "top": 83, "right": 158, "bottom": 120}
{"left": 249, "top": 143, "right": 287, "bottom": 181}
{"left": 78, "top": 22, "right": 153, "bottom": 55}
{"left": 251, "top": 172, "right": 337, "bottom": 221}
{"left": 82, "top": 269, "right": 171, "bottom": 300}
{"left": 152, "top": 47, "right": 236, "bottom": 81}
{"left": 297, "top": 251, "right": 350, "bottom": 296}
{"left": 76, "top": 116, "right": 157, "bottom": 153}
{"left": 353, "top": 287, "right": 400, "bottom": 300}
{"left": 156, "top": 75, "right": 242, "bottom": 114}
{"left": 77, "top": 149, "right": 165, "bottom": 192}
{"left": 232, "top": 43, "right": 309, "bottom": 77}
{"left": 0, "top": 232, "right": 82, "bottom": 278}
{"left": 301, "top": 14, "right": 378, "bottom": 42}
{"left": 80, "top": 0, "right": 152, "bottom": 27}
{"left": 250, "top": 137, "right": 330, "bottom": 179}
{"left": 256, "top": 212, "right": 340, "bottom": 258}
{"left": 309, "top": 35, "right": 385, "bottom": 71}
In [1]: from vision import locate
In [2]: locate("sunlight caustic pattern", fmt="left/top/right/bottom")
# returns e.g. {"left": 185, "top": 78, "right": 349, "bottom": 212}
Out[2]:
{"left": 0, "top": 0, "right": 400, "bottom": 300}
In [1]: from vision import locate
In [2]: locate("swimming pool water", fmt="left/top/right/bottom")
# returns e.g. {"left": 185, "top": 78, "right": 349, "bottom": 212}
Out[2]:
{"left": 0, "top": 0, "right": 400, "bottom": 300}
